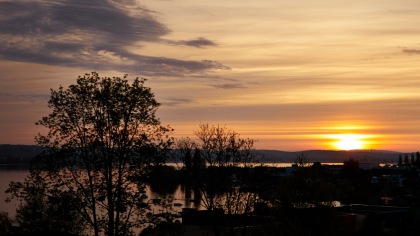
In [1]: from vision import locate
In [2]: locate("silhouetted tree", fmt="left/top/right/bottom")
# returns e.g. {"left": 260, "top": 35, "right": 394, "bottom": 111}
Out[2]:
{"left": 6, "top": 169, "right": 85, "bottom": 235}
{"left": 295, "top": 153, "right": 310, "bottom": 168}
{"left": 175, "top": 137, "right": 196, "bottom": 173}
{"left": 31, "top": 72, "right": 173, "bottom": 236}
{"left": 342, "top": 159, "right": 359, "bottom": 172}
{"left": 0, "top": 212, "right": 13, "bottom": 235}
{"left": 411, "top": 153, "right": 415, "bottom": 166}
{"left": 192, "top": 148, "right": 206, "bottom": 174}
{"left": 188, "top": 124, "right": 258, "bottom": 215}
{"left": 398, "top": 154, "right": 403, "bottom": 166}
{"left": 404, "top": 154, "right": 410, "bottom": 166}
{"left": 194, "top": 124, "right": 256, "bottom": 168}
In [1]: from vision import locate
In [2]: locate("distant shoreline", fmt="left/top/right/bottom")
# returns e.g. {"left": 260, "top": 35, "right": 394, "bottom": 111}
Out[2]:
{"left": 0, "top": 144, "right": 404, "bottom": 165}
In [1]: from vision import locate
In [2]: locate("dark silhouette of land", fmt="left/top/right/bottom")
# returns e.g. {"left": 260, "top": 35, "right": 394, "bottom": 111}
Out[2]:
{"left": 0, "top": 144, "right": 403, "bottom": 165}
{"left": 2, "top": 144, "right": 420, "bottom": 236}
{"left": 0, "top": 145, "right": 44, "bottom": 165}
{"left": 258, "top": 149, "right": 401, "bottom": 163}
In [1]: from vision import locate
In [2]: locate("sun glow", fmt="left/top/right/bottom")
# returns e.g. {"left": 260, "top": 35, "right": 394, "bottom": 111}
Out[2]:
{"left": 330, "top": 134, "right": 366, "bottom": 150}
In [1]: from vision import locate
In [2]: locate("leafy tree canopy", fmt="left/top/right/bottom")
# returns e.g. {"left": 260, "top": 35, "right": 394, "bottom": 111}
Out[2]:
{"left": 27, "top": 72, "right": 173, "bottom": 236}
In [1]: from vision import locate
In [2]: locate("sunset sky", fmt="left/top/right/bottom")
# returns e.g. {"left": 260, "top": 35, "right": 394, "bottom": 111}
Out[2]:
{"left": 2, "top": 0, "right": 420, "bottom": 151}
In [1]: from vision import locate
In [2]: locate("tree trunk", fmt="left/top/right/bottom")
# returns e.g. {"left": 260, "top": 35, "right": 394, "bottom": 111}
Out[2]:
{"left": 107, "top": 160, "right": 114, "bottom": 236}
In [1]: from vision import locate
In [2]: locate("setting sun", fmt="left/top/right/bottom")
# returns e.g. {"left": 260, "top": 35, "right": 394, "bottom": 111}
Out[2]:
{"left": 333, "top": 134, "right": 365, "bottom": 150}
{"left": 326, "top": 134, "right": 371, "bottom": 150}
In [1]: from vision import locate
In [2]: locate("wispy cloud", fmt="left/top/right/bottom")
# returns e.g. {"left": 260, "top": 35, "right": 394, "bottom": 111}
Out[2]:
{"left": 162, "top": 98, "right": 194, "bottom": 106}
{"left": 0, "top": 0, "right": 226, "bottom": 76}
{"left": 0, "top": 92, "right": 50, "bottom": 104}
{"left": 211, "top": 83, "right": 247, "bottom": 89}
{"left": 402, "top": 48, "right": 420, "bottom": 55}
{"left": 166, "top": 37, "right": 218, "bottom": 48}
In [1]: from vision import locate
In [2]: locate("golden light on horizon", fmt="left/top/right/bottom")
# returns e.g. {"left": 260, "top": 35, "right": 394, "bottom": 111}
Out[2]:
{"left": 325, "top": 134, "right": 372, "bottom": 151}
{"left": 334, "top": 134, "right": 364, "bottom": 150}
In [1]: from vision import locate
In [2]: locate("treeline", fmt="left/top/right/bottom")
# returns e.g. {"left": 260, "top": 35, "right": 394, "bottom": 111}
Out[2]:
{"left": 0, "top": 144, "right": 406, "bottom": 165}
{"left": 0, "top": 145, "right": 44, "bottom": 165}
{"left": 256, "top": 149, "right": 402, "bottom": 163}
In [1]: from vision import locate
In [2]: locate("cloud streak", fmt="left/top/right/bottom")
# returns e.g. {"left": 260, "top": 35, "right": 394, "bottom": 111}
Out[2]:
{"left": 0, "top": 0, "right": 225, "bottom": 76}
{"left": 402, "top": 48, "right": 420, "bottom": 55}
{"left": 210, "top": 83, "right": 247, "bottom": 89}
{"left": 0, "top": 92, "right": 50, "bottom": 104}
{"left": 162, "top": 98, "right": 194, "bottom": 107}
{"left": 166, "top": 37, "right": 218, "bottom": 48}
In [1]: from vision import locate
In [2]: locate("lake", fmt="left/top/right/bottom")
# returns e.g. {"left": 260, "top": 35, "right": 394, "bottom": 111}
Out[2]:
{"left": 1, "top": 162, "right": 347, "bottom": 217}
{"left": 0, "top": 167, "right": 28, "bottom": 216}
{"left": 0, "top": 167, "right": 199, "bottom": 217}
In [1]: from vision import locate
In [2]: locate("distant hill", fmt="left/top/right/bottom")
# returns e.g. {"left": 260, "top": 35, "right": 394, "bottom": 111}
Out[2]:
{"left": 0, "top": 144, "right": 405, "bottom": 165}
{"left": 0, "top": 144, "right": 44, "bottom": 165}
{"left": 256, "top": 149, "right": 403, "bottom": 164}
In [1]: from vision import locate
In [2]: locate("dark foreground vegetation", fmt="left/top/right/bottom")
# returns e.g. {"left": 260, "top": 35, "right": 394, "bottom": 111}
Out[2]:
{"left": 2, "top": 153, "right": 420, "bottom": 235}
{"left": 1, "top": 73, "right": 419, "bottom": 236}
{"left": 139, "top": 158, "right": 420, "bottom": 236}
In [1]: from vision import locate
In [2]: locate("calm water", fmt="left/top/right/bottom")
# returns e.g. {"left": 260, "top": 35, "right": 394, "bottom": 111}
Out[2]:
{"left": 0, "top": 162, "right": 348, "bottom": 217}
{"left": 0, "top": 168, "right": 28, "bottom": 216}
{"left": 0, "top": 168, "right": 195, "bottom": 217}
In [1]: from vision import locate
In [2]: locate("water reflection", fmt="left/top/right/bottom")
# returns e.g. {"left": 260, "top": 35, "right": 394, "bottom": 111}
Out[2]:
{"left": 145, "top": 185, "right": 204, "bottom": 212}
{"left": 1, "top": 163, "right": 341, "bottom": 212}
{"left": 0, "top": 168, "right": 207, "bottom": 219}
{"left": 0, "top": 168, "right": 29, "bottom": 216}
